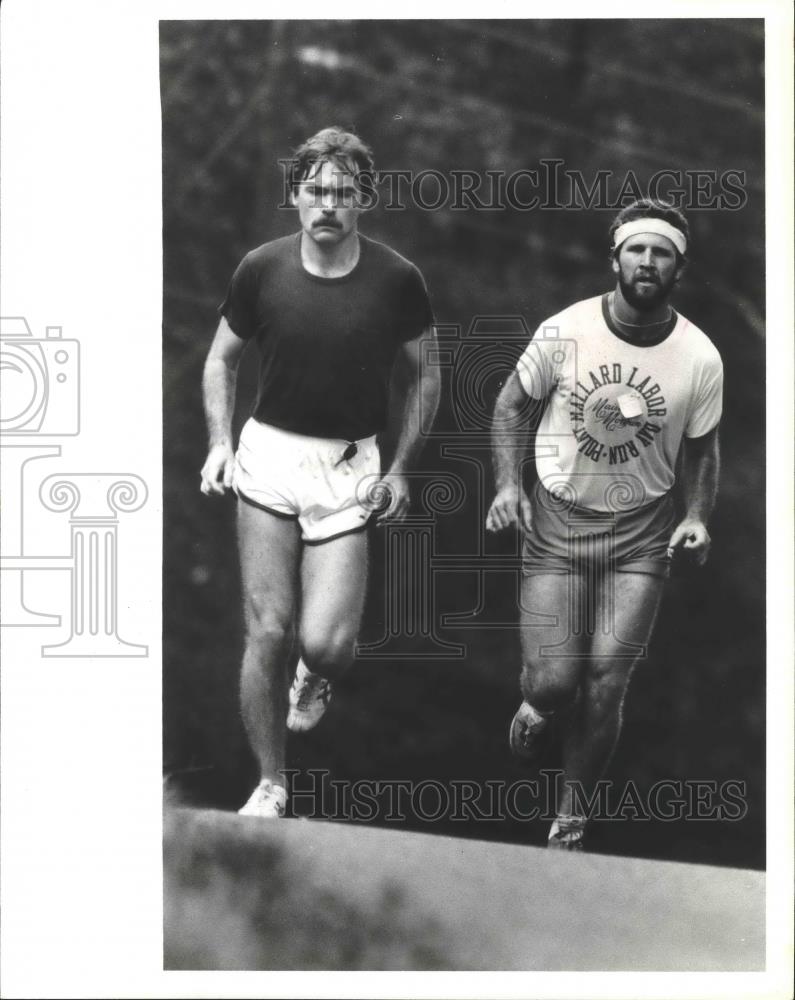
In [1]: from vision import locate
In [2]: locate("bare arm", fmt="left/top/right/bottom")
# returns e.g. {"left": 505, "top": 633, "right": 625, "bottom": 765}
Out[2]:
{"left": 486, "top": 371, "right": 542, "bottom": 533}
{"left": 667, "top": 424, "right": 721, "bottom": 565}
{"left": 200, "top": 316, "right": 248, "bottom": 495}
{"left": 377, "top": 327, "right": 440, "bottom": 523}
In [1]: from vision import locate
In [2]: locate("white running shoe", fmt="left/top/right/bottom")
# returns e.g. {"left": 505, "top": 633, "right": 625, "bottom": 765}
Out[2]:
{"left": 238, "top": 779, "right": 287, "bottom": 818}
{"left": 287, "top": 659, "right": 333, "bottom": 732}
{"left": 509, "top": 700, "right": 552, "bottom": 762}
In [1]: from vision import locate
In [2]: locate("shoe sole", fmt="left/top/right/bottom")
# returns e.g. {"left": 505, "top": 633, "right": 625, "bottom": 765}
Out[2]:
{"left": 547, "top": 839, "right": 585, "bottom": 851}
{"left": 286, "top": 708, "right": 327, "bottom": 733}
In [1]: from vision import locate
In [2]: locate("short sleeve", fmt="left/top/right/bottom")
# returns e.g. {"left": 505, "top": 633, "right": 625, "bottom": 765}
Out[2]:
{"left": 515, "top": 327, "right": 558, "bottom": 400}
{"left": 396, "top": 265, "right": 434, "bottom": 342}
{"left": 685, "top": 357, "right": 723, "bottom": 438}
{"left": 218, "top": 254, "right": 258, "bottom": 340}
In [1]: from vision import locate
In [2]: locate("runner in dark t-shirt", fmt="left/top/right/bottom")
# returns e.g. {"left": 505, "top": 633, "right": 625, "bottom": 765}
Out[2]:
{"left": 220, "top": 232, "right": 434, "bottom": 441}
{"left": 200, "top": 128, "right": 440, "bottom": 819}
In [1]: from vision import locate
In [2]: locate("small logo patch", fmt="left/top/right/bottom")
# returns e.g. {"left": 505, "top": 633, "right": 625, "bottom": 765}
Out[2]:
{"left": 617, "top": 391, "right": 644, "bottom": 419}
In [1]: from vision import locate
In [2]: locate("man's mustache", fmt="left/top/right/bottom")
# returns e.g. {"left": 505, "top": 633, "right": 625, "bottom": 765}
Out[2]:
{"left": 313, "top": 218, "right": 342, "bottom": 229}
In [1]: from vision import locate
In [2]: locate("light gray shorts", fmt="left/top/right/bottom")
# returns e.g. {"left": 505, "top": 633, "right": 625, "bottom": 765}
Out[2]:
{"left": 522, "top": 482, "right": 676, "bottom": 578}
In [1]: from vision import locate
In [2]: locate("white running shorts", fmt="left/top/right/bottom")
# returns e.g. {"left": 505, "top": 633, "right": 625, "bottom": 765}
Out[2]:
{"left": 233, "top": 418, "right": 380, "bottom": 543}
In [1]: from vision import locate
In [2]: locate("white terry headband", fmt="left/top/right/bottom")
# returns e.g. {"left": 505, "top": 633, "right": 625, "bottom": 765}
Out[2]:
{"left": 612, "top": 218, "right": 687, "bottom": 256}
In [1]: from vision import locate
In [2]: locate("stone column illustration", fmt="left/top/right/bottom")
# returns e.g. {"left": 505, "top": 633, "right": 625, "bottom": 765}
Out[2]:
{"left": 356, "top": 474, "right": 466, "bottom": 660}
{"left": 39, "top": 473, "right": 148, "bottom": 657}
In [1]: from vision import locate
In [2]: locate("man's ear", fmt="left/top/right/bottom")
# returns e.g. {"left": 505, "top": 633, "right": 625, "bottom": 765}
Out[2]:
{"left": 610, "top": 254, "right": 620, "bottom": 277}
{"left": 674, "top": 259, "right": 687, "bottom": 284}
{"left": 289, "top": 187, "right": 298, "bottom": 208}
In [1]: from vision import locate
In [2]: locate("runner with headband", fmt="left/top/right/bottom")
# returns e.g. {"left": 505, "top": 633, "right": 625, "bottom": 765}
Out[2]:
{"left": 487, "top": 199, "right": 723, "bottom": 850}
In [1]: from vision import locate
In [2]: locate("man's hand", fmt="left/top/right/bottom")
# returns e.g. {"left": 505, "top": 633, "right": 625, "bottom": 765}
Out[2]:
{"left": 486, "top": 485, "right": 533, "bottom": 534}
{"left": 200, "top": 443, "right": 235, "bottom": 495}
{"left": 667, "top": 518, "right": 711, "bottom": 567}
{"left": 373, "top": 471, "right": 411, "bottom": 525}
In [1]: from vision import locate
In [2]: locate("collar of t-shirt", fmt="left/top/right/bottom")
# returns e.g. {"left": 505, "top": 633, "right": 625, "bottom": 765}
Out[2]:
{"left": 601, "top": 293, "right": 678, "bottom": 347}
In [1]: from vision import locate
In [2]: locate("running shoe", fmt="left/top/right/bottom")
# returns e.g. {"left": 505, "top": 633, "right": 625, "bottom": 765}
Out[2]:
{"left": 238, "top": 779, "right": 287, "bottom": 818}
{"left": 509, "top": 699, "right": 551, "bottom": 761}
{"left": 547, "top": 815, "right": 586, "bottom": 851}
{"left": 287, "top": 659, "right": 333, "bottom": 732}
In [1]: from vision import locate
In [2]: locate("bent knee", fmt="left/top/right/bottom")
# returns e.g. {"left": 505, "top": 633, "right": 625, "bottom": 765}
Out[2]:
{"left": 584, "top": 655, "right": 636, "bottom": 690}
{"left": 300, "top": 624, "right": 357, "bottom": 674}
{"left": 243, "top": 590, "right": 294, "bottom": 643}
{"left": 521, "top": 656, "right": 580, "bottom": 710}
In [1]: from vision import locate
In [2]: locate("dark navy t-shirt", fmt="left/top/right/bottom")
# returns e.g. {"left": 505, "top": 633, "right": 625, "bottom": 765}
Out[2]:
{"left": 219, "top": 232, "right": 434, "bottom": 441}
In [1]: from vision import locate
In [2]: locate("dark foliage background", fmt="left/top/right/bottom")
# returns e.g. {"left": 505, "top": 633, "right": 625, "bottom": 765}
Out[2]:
{"left": 162, "top": 19, "right": 765, "bottom": 868}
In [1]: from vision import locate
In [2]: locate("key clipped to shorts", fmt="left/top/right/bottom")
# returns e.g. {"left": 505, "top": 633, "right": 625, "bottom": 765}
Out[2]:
{"left": 334, "top": 441, "right": 358, "bottom": 467}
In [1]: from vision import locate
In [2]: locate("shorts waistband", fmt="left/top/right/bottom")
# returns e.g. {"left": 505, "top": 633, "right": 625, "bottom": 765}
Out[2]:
{"left": 244, "top": 418, "right": 377, "bottom": 450}
{"left": 535, "top": 481, "right": 674, "bottom": 518}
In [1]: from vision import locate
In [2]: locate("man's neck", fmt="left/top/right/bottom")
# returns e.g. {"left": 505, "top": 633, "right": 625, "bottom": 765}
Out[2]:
{"left": 609, "top": 287, "right": 673, "bottom": 340}
{"left": 299, "top": 230, "right": 360, "bottom": 278}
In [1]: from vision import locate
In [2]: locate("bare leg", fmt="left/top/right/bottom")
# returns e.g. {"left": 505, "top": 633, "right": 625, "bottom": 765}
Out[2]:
{"left": 508, "top": 574, "right": 588, "bottom": 763}
{"left": 519, "top": 573, "right": 588, "bottom": 712}
{"left": 237, "top": 502, "right": 301, "bottom": 784}
{"left": 558, "top": 571, "right": 666, "bottom": 819}
{"left": 298, "top": 530, "right": 369, "bottom": 679}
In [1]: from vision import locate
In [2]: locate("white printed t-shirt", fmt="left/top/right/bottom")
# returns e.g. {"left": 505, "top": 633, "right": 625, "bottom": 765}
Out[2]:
{"left": 516, "top": 294, "right": 723, "bottom": 513}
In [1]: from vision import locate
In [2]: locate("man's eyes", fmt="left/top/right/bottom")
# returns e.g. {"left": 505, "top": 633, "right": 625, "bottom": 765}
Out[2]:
{"left": 304, "top": 187, "right": 357, "bottom": 200}
{"left": 626, "top": 244, "right": 674, "bottom": 258}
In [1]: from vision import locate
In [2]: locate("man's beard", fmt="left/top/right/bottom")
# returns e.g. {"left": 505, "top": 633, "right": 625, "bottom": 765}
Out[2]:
{"left": 618, "top": 270, "right": 677, "bottom": 312}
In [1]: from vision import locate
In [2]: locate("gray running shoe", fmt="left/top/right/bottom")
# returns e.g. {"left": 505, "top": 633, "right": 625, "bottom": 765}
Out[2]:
{"left": 287, "top": 660, "right": 333, "bottom": 732}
